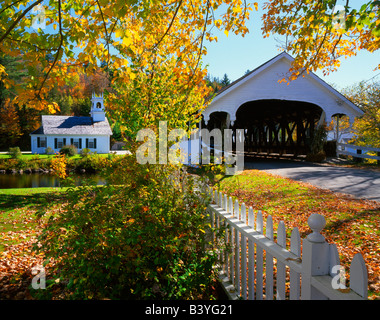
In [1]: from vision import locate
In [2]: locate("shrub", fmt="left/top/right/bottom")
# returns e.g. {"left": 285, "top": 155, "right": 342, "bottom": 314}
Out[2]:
{"left": 59, "top": 145, "right": 77, "bottom": 157}
{"left": 324, "top": 140, "right": 337, "bottom": 157}
{"left": 45, "top": 147, "right": 54, "bottom": 155}
{"left": 306, "top": 150, "right": 326, "bottom": 163}
{"left": 310, "top": 124, "right": 328, "bottom": 154}
{"left": 80, "top": 148, "right": 92, "bottom": 157}
{"left": 50, "top": 154, "right": 68, "bottom": 179}
{"left": 35, "top": 158, "right": 221, "bottom": 300}
{"left": 8, "top": 147, "right": 22, "bottom": 159}
{"left": 2, "top": 158, "right": 20, "bottom": 170}
{"left": 306, "top": 125, "right": 328, "bottom": 163}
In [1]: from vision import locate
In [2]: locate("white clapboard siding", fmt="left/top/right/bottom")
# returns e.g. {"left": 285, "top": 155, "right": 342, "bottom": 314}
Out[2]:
{"left": 207, "top": 187, "right": 368, "bottom": 300}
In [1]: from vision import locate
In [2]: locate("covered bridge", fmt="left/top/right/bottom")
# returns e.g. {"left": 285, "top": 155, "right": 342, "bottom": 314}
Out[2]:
{"left": 202, "top": 52, "right": 363, "bottom": 158}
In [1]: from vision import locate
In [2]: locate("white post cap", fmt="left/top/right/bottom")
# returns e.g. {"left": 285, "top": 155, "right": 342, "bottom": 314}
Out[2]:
{"left": 307, "top": 214, "right": 326, "bottom": 243}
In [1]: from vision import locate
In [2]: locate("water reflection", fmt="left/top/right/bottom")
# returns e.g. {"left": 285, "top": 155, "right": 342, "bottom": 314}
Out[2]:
{"left": 0, "top": 173, "right": 106, "bottom": 189}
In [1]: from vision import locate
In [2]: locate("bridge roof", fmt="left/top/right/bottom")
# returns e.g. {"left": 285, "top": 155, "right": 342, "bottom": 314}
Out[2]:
{"left": 204, "top": 52, "right": 363, "bottom": 122}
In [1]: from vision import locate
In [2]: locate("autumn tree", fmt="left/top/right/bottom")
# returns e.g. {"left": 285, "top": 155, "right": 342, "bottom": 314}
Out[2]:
{"left": 48, "top": 67, "right": 111, "bottom": 116}
{"left": 0, "top": 0, "right": 256, "bottom": 145}
{"left": 262, "top": 1, "right": 380, "bottom": 80}
{"left": 326, "top": 114, "right": 350, "bottom": 143}
{"left": 0, "top": 100, "right": 22, "bottom": 148}
{"left": 342, "top": 81, "right": 380, "bottom": 148}
{"left": 205, "top": 74, "right": 222, "bottom": 93}
{"left": 0, "top": 54, "right": 40, "bottom": 149}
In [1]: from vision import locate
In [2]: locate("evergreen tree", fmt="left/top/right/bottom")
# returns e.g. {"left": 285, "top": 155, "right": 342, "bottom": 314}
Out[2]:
{"left": 220, "top": 73, "right": 231, "bottom": 87}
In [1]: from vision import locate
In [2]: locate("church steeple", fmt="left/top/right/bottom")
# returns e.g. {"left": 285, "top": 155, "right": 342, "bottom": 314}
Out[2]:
{"left": 90, "top": 92, "right": 106, "bottom": 122}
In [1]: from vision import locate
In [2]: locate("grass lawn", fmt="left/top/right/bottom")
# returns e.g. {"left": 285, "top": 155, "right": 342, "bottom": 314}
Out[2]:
{"left": 0, "top": 187, "right": 66, "bottom": 251}
{"left": 0, "top": 153, "right": 52, "bottom": 160}
{"left": 213, "top": 169, "right": 380, "bottom": 299}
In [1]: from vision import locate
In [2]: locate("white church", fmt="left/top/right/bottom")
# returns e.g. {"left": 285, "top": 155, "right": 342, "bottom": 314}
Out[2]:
{"left": 30, "top": 93, "right": 112, "bottom": 154}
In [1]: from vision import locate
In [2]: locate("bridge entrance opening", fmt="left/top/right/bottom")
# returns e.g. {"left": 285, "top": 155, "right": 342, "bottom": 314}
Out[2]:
{"left": 235, "top": 99, "right": 323, "bottom": 158}
{"left": 204, "top": 100, "right": 324, "bottom": 159}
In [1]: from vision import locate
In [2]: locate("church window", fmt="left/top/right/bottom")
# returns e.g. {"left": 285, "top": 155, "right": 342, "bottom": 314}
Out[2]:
{"left": 37, "top": 137, "right": 47, "bottom": 148}
{"left": 86, "top": 138, "right": 97, "bottom": 149}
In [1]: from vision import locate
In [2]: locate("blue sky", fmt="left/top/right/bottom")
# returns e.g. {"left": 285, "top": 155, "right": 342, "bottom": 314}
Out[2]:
{"left": 203, "top": 2, "right": 380, "bottom": 90}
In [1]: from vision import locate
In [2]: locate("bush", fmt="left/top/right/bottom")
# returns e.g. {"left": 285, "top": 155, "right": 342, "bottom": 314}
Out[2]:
{"left": 45, "top": 147, "right": 54, "bottom": 155}
{"left": 35, "top": 158, "right": 221, "bottom": 299}
{"left": 8, "top": 147, "right": 22, "bottom": 159}
{"left": 59, "top": 145, "right": 77, "bottom": 157}
{"left": 306, "top": 150, "right": 326, "bottom": 163}
{"left": 71, "top": 153, "right": 108, "bottom": 173}
{"left": 80, "top": 148, "right": 92, "bottom": 157}
{"left": 310, "top": 124, "right": 328, "bottom": 155}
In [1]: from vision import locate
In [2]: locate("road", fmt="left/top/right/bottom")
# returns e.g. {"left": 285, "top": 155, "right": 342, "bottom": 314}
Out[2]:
{"left": 244, "top": 159, "right": 380, "bottom": 202}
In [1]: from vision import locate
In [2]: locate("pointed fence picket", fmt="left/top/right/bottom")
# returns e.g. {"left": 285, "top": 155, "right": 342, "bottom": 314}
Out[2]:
{"left": 208, "top": 188, "right": 368, "bottom": 300}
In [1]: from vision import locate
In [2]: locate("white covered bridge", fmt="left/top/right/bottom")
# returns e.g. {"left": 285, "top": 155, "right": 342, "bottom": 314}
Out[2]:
{"left": 201, "top": 52, "right": 363, "bottom": 158}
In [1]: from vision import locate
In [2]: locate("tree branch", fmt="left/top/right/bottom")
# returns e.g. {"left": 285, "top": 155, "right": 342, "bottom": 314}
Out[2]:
{"left": 152, "top": 0, "right": 183, "bottom": 50}
{"left": 96, "top": 0, "right": 110, "bottom": 67}
{"left": 37, "top": 0, "right": 64, "bottom": 98}
{"left": 0, "top": 0, "right": 44, "bottom": 44}
{"left": 0, "top": 0, "right": 25, "bottom": 16}
{"left": 193, "top": 0, "right": 210, "bottom": 74}
{"left": 7, "top": 36, "right": 57, "bottom": 52}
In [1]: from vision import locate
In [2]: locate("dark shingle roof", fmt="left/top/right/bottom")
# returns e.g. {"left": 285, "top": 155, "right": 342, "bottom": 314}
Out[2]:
{"left": 31, "top": 115, "right": 112, "bottom": 135}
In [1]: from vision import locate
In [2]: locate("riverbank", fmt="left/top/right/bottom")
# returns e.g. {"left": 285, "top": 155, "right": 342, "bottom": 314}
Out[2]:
{"left": 0, "top": 152, "right": 125, "bottom": 174}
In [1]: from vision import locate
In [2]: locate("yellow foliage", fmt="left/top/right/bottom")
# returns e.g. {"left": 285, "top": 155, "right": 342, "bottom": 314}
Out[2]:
{"left": 262, "top": 0, "right": 380, "bottom": 80}
{"left": 51, "top": 155, "right": 68, "bottom": 179}
{"left": 0, "top": 0, "right": 256, "bottom": 138}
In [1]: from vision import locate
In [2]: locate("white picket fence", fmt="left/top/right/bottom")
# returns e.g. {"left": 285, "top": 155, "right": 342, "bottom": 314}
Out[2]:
{"left": 206, "top": 188, "right": 368, "bottom": 300}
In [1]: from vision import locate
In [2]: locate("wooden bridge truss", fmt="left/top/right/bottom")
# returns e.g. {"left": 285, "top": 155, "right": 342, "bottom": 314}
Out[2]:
{"left": 205, "top": 100, "right": 323, "bottom": 158}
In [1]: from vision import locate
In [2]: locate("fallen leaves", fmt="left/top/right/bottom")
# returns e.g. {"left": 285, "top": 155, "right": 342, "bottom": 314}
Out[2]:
{"left": 0, "top": 195, "right": 61, "bottom": 300}
{"left": 0, "top": 234, "right": 44, "bottom": 300}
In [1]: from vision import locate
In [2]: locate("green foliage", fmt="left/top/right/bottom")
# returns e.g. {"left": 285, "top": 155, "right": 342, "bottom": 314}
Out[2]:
{"left": 59, "top": 145, "right": 78, "bottom": 157}
{"left": 45, "top": 147, "right": 54, "bottom": 155}
{"left": 80, "top": 148, "right": 92, "bottom": 157}
{"left": 71, "top": 153, "right": 110, "bottom": 173}
{"left": 220, "top": 73, "right": 231, "bottom": 87}
{"left": 8, "top": 147, "right": 22, "bottom": 159}
{"left": 205, "top": 73, "right": 231, "bottom": 93}
{"left": 311, "top": 124, "right": 328, "bottom": 154}
{"left": 34, "top": 157, "right": 221, "bottom": 300}
{"left": 344, "top": 81, "right": 380, "bottom": 148}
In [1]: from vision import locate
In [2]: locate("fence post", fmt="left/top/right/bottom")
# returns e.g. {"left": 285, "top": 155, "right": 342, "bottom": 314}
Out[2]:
{"left": 301, "top": 214, "right": 330, "bottom": 300}
{"left": 355, "top": 148, "right": 363, "bottom": 163}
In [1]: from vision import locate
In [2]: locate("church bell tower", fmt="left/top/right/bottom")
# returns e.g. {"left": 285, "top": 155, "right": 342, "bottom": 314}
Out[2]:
{"left": 90, "top": 92, "right": 106, "bottom": 122}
